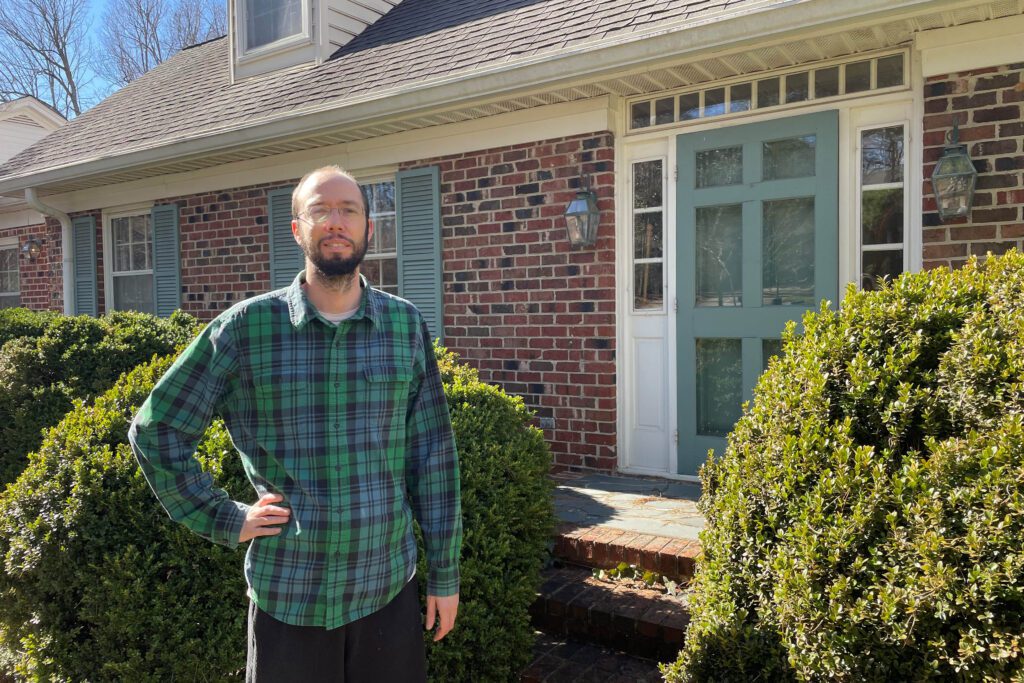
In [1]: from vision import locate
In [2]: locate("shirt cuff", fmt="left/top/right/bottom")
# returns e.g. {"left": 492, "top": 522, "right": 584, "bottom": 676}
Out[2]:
{"left": 211, "top": 500, "right": 250, "bottom": 549}
{"left": 427, "top": 562, "right": 460, "bottom": 597}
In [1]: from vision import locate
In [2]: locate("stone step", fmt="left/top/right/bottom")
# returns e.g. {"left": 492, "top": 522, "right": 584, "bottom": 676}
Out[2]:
{"left": 520, "top": 631, "right": 663, "bottom": 683}
{"left": 553, "top": 523, "right": 701, "bottom": 584}
{"left": 530, "top": 564, "right": 690, "bottom": 663}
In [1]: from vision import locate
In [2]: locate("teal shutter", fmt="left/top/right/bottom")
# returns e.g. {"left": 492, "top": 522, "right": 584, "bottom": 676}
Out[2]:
{"left": 396, "top": 167, "right": 443, "bottom": 342}
{"left": 72, "top": 215, "right": 97, "bottom": 316}
{"left": 151, "top": 204, "right": 181, "bottom": 317}
{"left": 268, "top": 186, "right": 302, "bottom": 289}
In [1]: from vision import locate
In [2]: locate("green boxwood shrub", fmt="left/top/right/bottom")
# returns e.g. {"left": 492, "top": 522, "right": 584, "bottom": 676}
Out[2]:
{"left": 0, "top": 309, "right": 198, "bottom": 485}
{"left": 663, "top": 252, "right": 1024, "bottom": 682}
{"left": 0, "top": 343, "right": 553, "bottom": 681}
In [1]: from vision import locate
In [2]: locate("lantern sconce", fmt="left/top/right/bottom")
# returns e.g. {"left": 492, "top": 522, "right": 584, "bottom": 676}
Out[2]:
{"left": 21, "top": 238, "right": 42, "bottom": 262}
{"left": 563, "top": 174, "right": 601, "bottom": 248}
{"left": 930, "top": 120, "right": 978, "bottom": 222}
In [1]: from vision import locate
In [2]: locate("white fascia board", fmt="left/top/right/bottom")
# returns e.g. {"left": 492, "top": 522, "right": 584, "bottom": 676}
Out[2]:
{"left": 0, "top": 0, "right": 952, "bottom": 194}
{"left": 34, "top": 98, "right": 612, "bottom": 213}
{"left": 0, "top": 208, "right": 46, "bottom": 231}
{"left": 915, "top": 14, "right": 1024, "bottom": 77}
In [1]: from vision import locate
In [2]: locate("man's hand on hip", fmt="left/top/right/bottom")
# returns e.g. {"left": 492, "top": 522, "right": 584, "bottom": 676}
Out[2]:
{"left": 238, "top": 493, "right": 291, "bottom": 543}
{"left": 425, "top": 593, "right": 459, "bottom": 642}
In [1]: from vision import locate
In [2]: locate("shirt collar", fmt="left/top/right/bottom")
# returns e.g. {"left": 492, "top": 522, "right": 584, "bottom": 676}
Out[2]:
{"left": 286, "top": 271, "right": 380, "bottom": 329}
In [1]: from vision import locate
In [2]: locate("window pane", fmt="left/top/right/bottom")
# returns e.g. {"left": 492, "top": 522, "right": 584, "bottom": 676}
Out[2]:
{"left": 115, "top": 245, "right": 131, "bottom": 273}
{"left": 785, "top": 72, "right": 809, "bottom": 103}
{"left": 704, "top": 88, "right": 725, "bottom": 117}
{"left": 655, "top": 97, "right": 674, "bottom": 125}
{"left": 757, "top": 78, "right": 779, "bottom": 108}
{"left": 846, "top": 60, "right": 871, "bottom": 93}
{"left": 131, "top": 242, "right": 149, "bottom": 271}
{"left": 0, "top": 294, "right": 20, "bottom": 309}
{"left": 814, "top": 66, "right": 839, "bottom": 98}
{"left": 633, "top": 212, "right": 663, "bottom": 260}
{"left": 763, "top": 135, "right": 816, "bottom": 180}
{"left": 876, "top": 54, "right": 904, "bottom": 88}
{"left": 631, "top": 101, "right": 651, "bottom": 129}
{"left": 861, "top": 250, "right": 903, "bottom": 291}
{"left": 696, "top": 146, "right": 742, "bottom": 188}
{"left": 130, "top": 215, "right": 149, "bottom": 243}
{"left": 763, "top": 198, "right": 815, "bottom": 306}
{"left": 762, "top": 338, "right": 783, "bottom": 374}
{"left": 730, "top": 83, "right": 752, "bottom": 113}
{"left": 366, "top": 182, "right": 395, "bottom": 214}
{"left": 361, "top": 259, "right": 380, "bottom": 286}
{"left": 696, "top": 204, "right": 742, "bottom": 307}
{"left": 113, "top": 218, "right": 129, "bottom": 247}
{"left": 374, "top": 215, "right": 396, "bottom": 253}
{"left": 696, "top": 338, "right": 743, "bottom": 437}
{"left": 861, "top": 126, "right": 904, "bottom": 184}
{"left": 246, "top": 0, "right": 302, "bottom": 50}
{"left": 380, "top": 257, "right": 397, "bottom": 288}
{"left": 679, "top": 93, "right": 700, "bottom": 121}
{"left": 633, "top": 160, "right": 663, "bottom": 209}
{"left": 862, "top": 188, "right": 904, "bottom": 245}
{"left": 634, "top": 262, "right": 663, "bottom": 310}
{"left": 0, "top": 246, "right": 16, "bottom": 273}
{"left": 113, "top": 274, "right": 154, "bottom": 314}
{"left": 0, "top": 273, "right": 12, "bottom": 293}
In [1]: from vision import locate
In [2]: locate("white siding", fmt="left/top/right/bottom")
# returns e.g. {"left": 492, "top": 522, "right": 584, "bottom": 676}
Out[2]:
{"left": 0, "top": 120, "right": 51, "bottom": 165}
{"left": 321, "top": 0, "right": 399, "bottom": 56}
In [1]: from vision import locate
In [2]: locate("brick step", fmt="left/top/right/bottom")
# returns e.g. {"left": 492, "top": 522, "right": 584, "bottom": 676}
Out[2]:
{"left": 553, "top": 523, "right": 701, "bottom": 584}
{"left": 520, "top": 631, "right": 663, "bottom": 683}
{"left": 530, "top": 564, "right": 690, "bottom": 663}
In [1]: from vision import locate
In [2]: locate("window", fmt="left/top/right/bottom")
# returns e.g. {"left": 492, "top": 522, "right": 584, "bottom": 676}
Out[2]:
{"left": 631, "top": 159, "right": 665, "bottom": 311}
{"left": 361, "top": 181, "right": 397, "bottom": 296}
{"left": 0, "top": 240, "right": 19, "bottom": 309}
{"left": 858, "top": 124, "right": 906, "bottom": 290}
{"left": 110, "top": 214, "right": 155, "bottom": 314}
{"left": 244, "top": 0, "right": 303, "bottom": 52}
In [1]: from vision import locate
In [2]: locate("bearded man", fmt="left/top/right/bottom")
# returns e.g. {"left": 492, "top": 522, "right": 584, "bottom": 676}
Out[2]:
{"left": 129, "top": 165, "right": 462, "bottom": 683}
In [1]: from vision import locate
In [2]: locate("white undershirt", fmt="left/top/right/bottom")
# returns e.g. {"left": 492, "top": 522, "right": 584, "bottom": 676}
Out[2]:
{"left": 319, "top": 307, "right": 359, "bottom": 325}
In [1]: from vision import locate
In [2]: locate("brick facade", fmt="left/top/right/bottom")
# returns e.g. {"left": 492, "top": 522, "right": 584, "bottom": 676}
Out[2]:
{"left": 0, "top": 219, "right": 64, "bottom": 311}
{"left": 402, "top": 132, "right": 618, "bottom": 472}
{"left": 922, "top": 63, "right": 1024, "bottom": 269}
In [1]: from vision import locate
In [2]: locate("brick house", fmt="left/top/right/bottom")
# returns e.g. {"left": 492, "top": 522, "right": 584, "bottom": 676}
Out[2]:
{"left": 0, "top": 0, "right": 1022, "bottom": 479}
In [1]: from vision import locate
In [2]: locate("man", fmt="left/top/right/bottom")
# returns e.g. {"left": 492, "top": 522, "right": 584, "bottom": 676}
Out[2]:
{"left": 129, "top": 166, "right": 462, "bottom": 682}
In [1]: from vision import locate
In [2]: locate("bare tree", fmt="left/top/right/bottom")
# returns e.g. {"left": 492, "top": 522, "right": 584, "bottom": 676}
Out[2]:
{"left": 0, "top": 0, "right": 94, "bottom": 118}
{"left": 99, "top": 0, "right": 225, "bottom": 87}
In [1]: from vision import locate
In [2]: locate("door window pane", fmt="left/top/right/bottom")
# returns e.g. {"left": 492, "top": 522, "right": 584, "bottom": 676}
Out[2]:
{"left": 763, "top": 135, "right": 816, "bottom": 180}
{"left": 696, "top": 338, "right": 743, "bottom": 437}
{"left": 862, "top": 188, "right": 904, "bottom": 245}
{"left": 763, "top": 198, "right": 815, "bottom": 305}
{"left": 757, "top": 78, "right": 779, "bottom": 108}
{"left": 762, "top": 338, "right": 783, "bottom": 374}
{"left": 696, "top": 147, "right": 742, "bottom": 188}
{"left": 633, "top": 160, "right": 663, "bottom": 208}
{"left": 861, "top": 250, "right": 903, "bottom": 291}
{"left": 846, "top": 60, "right": 871, "bottom": 93}
{"left": 861, "top": 126, "right": 904, "bottom": 184}
{"left": 730, "top": 83, "right": 752, "bottom": 113}
{"left": 876, "top": 54, "right": 904, "bottom": 88}
{"left": 696, "top": 204, "right": 742, "bottom": 307}
{"left": 785, "top": 72, "right": 809, "bottom": 103}
{"left": 634, "top": 262, "right": 663, "bottom": 310}
{"left": 814, "top": 66, "right": 839, "bottom": 98}
{"left": 113, "top": 274, "right": 154, "bottom": 314}
{"left": 634, "top": 213, "right": 663, "bottom": 260}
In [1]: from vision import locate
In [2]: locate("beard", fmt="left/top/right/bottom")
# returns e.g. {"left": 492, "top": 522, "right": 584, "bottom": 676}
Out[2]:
{"left": 300, "top": 231, "right": 368, "bottom": 282}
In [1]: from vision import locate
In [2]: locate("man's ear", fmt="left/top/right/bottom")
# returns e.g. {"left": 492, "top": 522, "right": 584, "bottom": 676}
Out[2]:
{"left": 291, "top": 219, "right": 301, "bottom": 243}
{"left": 366, "top": 217, "right": 374, "bottom": 242}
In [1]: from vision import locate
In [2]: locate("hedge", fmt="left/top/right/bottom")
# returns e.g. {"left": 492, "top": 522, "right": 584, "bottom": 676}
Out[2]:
{"left": 663, "top": 251, "right": 1024, "bottom": 682}
{"left": 0, "top": 342, "right": 553, "bottom": 681}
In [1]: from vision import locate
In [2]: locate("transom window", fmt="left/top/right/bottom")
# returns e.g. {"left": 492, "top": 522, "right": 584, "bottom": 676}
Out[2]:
{"left": 629, "top": 52, "right": 906, "bottom": 132}
{"left": 361, "top": 181, "right": 397, "bottom": 296}
{"left": 0, "top": 241, "right": 19, "bottom": 309}
{"left": 244, "top": 0, "right": 303, "bottom": 51}
{"left": 110, "top": 214, "right": 154, "bottom": 314}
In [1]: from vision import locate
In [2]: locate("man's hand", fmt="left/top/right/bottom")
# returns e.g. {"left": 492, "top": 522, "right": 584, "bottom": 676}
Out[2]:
{"left": 238, "top": 493, "right": 291, "bottom": 543}
{"left": 425, "top": 593, "right": 459, "bottom": 642}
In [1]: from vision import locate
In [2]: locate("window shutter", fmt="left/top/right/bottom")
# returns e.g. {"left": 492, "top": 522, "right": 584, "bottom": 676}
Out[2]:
{"left": 267, "top": 186, "right": 302, "bottom": 289}
{"left": 71, "top": 215, "right": 97, "bottom": 316}
{"left": 396, "top": 167, "right": 443, "bottom": 342}
{"left": 151, "top": 204, "right": 181, "bottom": 317}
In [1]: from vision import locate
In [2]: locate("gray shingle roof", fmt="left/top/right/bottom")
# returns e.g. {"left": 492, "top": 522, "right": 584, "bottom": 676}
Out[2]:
{"left": 0, "top": 0, "right": 755, "bottom": 181}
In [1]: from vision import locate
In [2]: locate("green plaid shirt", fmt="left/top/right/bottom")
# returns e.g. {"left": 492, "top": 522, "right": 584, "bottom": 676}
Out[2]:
{"left": 129, "top": 273, "right": 462, "bottom": 628}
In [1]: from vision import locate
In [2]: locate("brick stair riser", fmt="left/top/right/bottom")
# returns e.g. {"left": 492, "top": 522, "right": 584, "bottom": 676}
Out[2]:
{"left": 553, "top": 528, "right": 699, "bottom": 584}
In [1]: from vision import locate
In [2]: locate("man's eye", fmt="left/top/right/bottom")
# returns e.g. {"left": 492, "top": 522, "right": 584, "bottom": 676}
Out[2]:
{"left": 309, "top": 208, "right": 330, "bottom": 221}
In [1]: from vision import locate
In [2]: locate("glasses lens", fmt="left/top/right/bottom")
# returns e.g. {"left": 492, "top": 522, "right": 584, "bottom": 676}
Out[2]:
{"left": 308, "top": 207, "right": 331, "bottom": 224}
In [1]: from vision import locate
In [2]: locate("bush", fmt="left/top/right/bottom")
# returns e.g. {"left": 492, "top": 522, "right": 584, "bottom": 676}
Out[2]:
{"left": 0, "top": 343, "right": 553, "bottom": 681}
{"left": 0, "top": 308, "right": 58, "bottom": 348}
{"left": 0, "top": 310, "right": 198, "bottom": 485}
{"left": 664, "top": 252, "right": 1024, "bottom": 682}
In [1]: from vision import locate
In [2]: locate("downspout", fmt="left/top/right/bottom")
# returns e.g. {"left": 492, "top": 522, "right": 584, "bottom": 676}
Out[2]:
{"left": 24, "top": 188, "right": 74, "bottom": 315}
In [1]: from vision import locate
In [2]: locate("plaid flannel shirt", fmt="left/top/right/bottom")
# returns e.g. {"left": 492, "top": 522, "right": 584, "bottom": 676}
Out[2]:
{"left": 129, "top": 273, "right": 462, "bottom": 628}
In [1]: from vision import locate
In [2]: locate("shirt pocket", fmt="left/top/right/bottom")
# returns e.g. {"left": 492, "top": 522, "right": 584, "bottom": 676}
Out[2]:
{"left": 251, "top": 370, "right": 316, "bottom": 446}
{"left": 363, "top": 363, "right": 414, "bottom": 452}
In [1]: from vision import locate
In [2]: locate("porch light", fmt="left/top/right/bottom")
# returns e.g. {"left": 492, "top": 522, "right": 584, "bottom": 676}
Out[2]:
{"left": 564, "top": 176, "right": 600, "bottom": 248}
{"left": 930, "top": 121, "right": 977, "bottom": 222}
{"left": 21, "top": 238, "right": 41, "bottom": 262}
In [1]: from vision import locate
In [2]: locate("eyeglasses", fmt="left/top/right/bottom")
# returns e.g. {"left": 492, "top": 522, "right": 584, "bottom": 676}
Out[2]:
{"left": 296, "top": 205, "right": 364, "bottom": 225}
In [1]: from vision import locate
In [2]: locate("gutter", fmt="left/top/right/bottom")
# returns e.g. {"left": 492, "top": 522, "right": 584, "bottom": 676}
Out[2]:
{"left": 24, "top": 188, "right": 73, "bottom": 315}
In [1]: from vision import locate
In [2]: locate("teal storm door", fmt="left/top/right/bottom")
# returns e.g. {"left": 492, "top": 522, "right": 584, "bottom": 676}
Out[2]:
{"left": 676, "top": 110, "right": 838, "bottom": 476}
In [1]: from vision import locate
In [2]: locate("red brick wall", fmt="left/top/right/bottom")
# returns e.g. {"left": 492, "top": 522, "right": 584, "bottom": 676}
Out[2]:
{"left": 0, "top": 219, "right": 64, "bottom": 311}
{"left": 922, "top": 63, "right": 1024, "bottom": 268}
{"left": 403, "top": 131, "right": 618, "bottom": 472}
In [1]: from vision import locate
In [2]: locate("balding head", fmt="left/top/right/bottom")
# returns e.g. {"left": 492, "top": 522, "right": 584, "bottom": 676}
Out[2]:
{"left": 292, "top": 165, "right": 367, "bottom": 218}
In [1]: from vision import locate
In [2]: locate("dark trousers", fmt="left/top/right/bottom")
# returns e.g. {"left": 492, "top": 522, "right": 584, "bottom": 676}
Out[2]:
{"left": 246, "top": 579, "right": 427, "bottom": 683}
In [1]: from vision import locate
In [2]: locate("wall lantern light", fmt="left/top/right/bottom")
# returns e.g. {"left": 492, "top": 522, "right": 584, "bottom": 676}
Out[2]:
{"left": 564, "top": 175, "right": 600, "bottom": 248}
{"left": 21, "top": 238, "right": 41, "bottom": 262}
{"left": 930, "top": 121, "right": 978, "bottom": 222}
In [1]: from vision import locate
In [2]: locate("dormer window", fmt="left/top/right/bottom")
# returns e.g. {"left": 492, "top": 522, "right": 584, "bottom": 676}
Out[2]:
{"left": 244, "top": 0, "right": 304, "bottom": 51}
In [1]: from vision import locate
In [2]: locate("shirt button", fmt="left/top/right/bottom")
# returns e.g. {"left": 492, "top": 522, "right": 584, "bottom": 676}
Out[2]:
{"left": 333, "top": 423, "right": 340, "bottom": 430}
{"left": 333, "top": 382, "right": 340, "bottom": 389}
